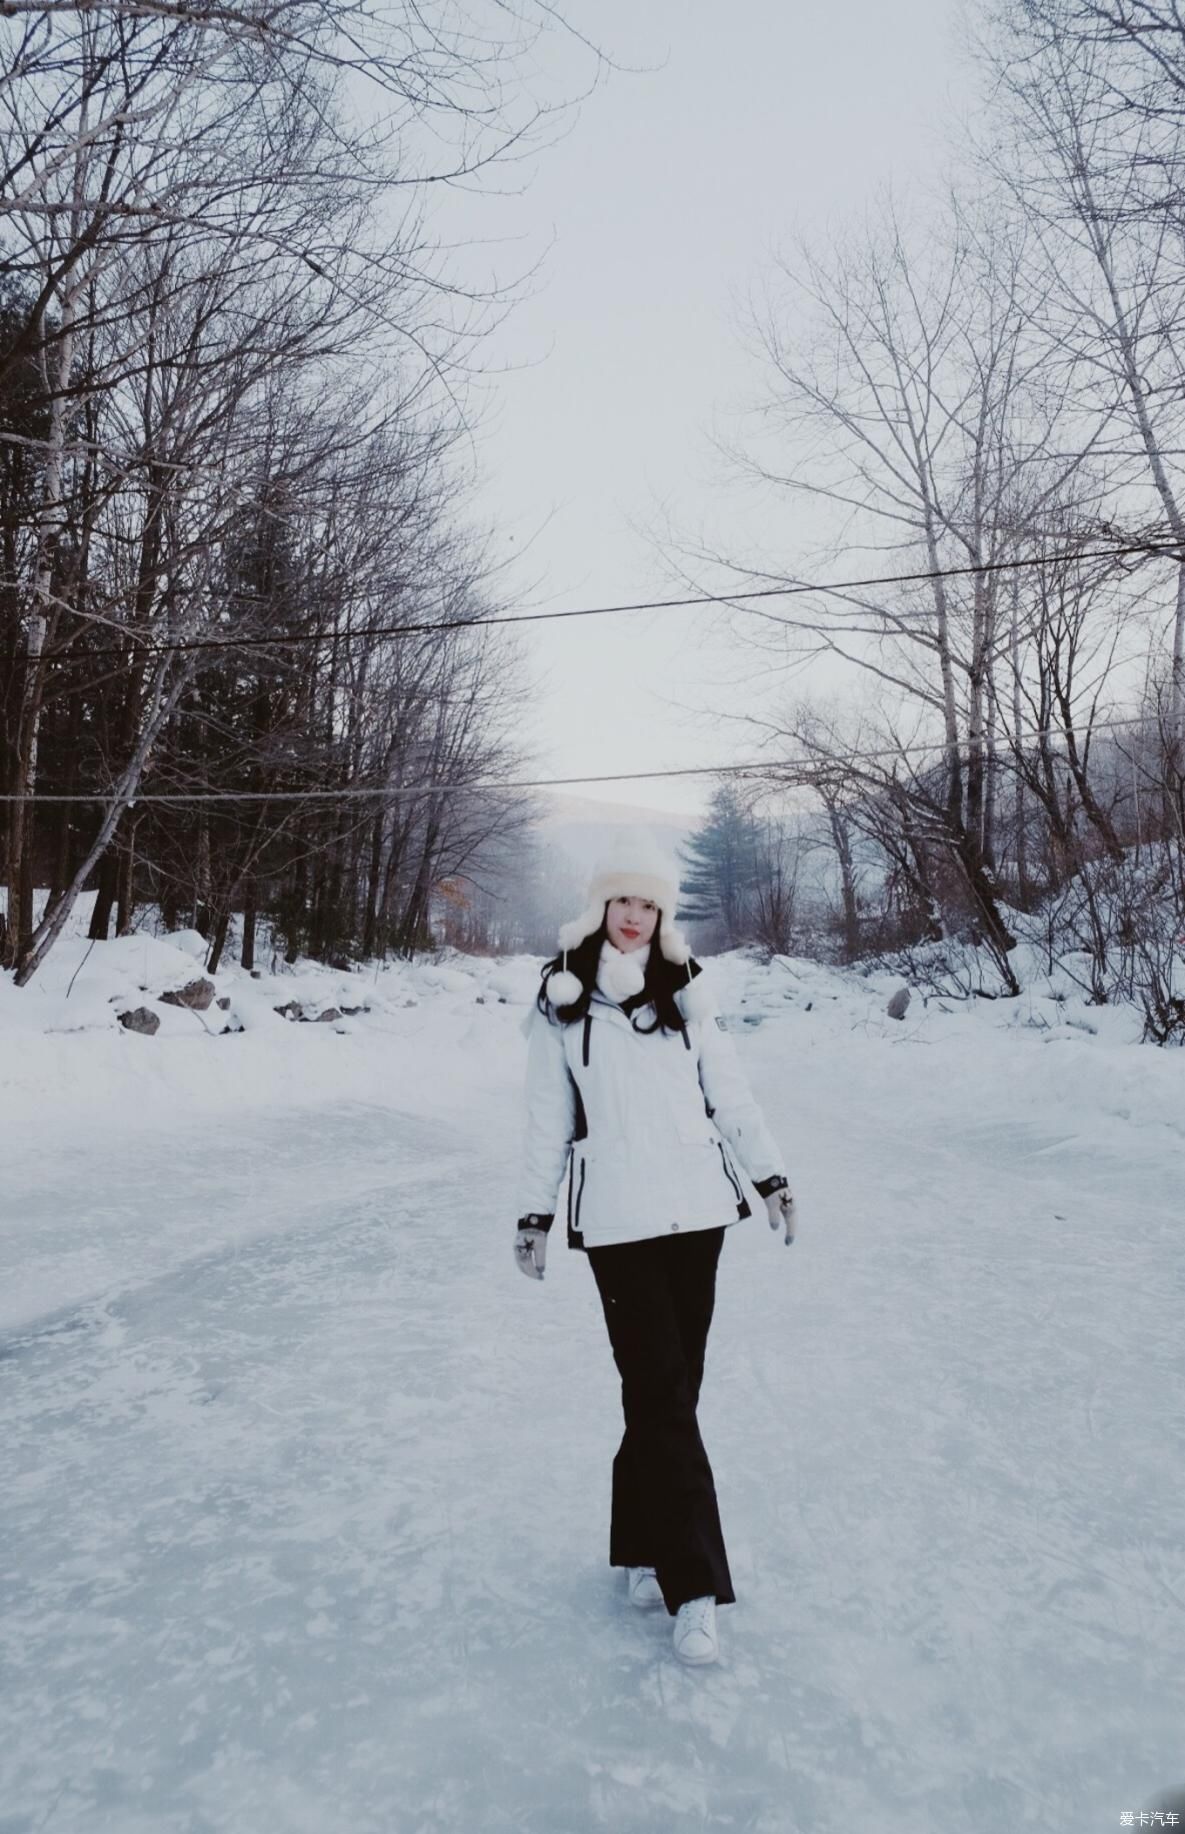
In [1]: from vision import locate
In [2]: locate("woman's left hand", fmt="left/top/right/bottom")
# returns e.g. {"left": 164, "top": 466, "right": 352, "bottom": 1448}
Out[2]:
{"left": 764, "top": 1188, "right": 797, "bottom": 1245}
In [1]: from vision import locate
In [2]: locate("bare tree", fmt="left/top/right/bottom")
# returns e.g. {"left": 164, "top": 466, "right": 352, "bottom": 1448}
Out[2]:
{"left": 1, "top": 0, "right": 595, "bottom": 980}
{"left": 686, "top": 200, "right": 1084, "bottom": 973}
{"left": 981, "top": 0, "right": 1185, "bottom": 761}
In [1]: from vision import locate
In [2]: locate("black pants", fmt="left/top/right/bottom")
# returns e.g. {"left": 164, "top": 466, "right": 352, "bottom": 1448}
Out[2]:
{"left": 587, "top": 1224, "right": 736, "bottom": 1616}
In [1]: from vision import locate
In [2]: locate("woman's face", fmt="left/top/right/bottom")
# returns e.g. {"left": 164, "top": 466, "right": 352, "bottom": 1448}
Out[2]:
{"left": 605, "top": 895, "right": 659, "bottom": 953}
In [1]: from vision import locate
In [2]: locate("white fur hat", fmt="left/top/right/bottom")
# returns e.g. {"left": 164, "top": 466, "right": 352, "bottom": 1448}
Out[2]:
{"left": 557, "top": 827, "right": 691, "bottom": 967}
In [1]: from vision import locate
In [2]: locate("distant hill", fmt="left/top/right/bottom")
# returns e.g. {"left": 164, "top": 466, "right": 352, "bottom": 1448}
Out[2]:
{"left": 536, "top": 793, "right": 697, "bottom": 880}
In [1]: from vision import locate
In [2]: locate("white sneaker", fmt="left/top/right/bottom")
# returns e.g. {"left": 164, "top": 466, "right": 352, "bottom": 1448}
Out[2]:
{"left": 626, "top": 1566, "right": 663, "bottom": 1609}
{"left": 673, "top": 1595, "right": 718, "bottom": 1665}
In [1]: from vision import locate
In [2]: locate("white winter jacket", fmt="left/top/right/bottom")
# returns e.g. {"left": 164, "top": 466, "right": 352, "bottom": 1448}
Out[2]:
{"left": 518, "top": 969, "right": 785, "bottom": 1251}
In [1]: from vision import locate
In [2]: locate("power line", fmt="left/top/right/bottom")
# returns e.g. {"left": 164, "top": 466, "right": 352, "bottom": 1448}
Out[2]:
{"left": 41, "top": 538, "right": 1185, "bottom": 662}
{"left": 0, "top": 709, "right": 1163, "bottom": 805}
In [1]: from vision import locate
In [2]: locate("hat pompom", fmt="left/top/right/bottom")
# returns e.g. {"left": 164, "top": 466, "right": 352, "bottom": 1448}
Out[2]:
{"left": 545, "top": 968, "right": 583, "bottom": 1009}
{"left": 596, "top": 940, "right": 647, "bottom": 1003}
{"left": 659, "top": 920, "right": 692, "bottom": 966}
{"left": 675, "top": 967, "right": 715, "bottom": 1025}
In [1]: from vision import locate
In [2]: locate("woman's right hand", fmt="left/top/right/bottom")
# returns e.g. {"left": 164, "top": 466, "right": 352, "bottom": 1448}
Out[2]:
{"left": 764, "top": 1188, "right": 797, "bottom": 1244}
{"left": 514, "top": 1217, "right": 551, "bottom": 1280}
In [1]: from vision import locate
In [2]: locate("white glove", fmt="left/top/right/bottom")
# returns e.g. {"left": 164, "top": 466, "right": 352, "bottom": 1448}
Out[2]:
{"left": 513, "top": 1219, "right": 550, "bottom": 1280}
{"left": 764, "top": 1187, "right": 797, "bottom": 1246}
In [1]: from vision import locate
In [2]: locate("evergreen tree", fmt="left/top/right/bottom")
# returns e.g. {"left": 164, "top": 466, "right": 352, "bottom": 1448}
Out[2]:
{"left": 678, "top": 782, "right": 762, "bottom": 946}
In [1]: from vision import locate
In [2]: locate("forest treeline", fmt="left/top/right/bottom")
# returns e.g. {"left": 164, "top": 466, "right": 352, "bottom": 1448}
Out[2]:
{"left": 0, "top": 0, "right": 584, "bottom": 984}
{"left": 5, "top": 1, "right": 1185, "bottom": 1041}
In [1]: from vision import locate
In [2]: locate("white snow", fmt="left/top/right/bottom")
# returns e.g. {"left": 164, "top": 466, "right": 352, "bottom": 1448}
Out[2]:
{"left": 1, "top": 930, "right": 1183, "bottom": 1832}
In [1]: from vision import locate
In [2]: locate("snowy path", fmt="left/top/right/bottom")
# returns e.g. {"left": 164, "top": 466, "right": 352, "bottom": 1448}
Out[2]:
{"left": 2, "top": 1007, "right": 1183, "bottom": 1833}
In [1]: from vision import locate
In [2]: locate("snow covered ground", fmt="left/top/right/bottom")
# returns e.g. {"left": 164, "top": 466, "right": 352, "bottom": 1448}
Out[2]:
{"left": 2, "top": 925, "right": 1183, "bottom": 1833}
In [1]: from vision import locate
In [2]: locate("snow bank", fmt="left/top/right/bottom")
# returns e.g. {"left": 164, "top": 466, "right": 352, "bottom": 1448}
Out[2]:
{"left": 0, "top": 901, "right": 546, "bottom": 1157}
{"left": 3, "top": 919, "right": 1181, "bottom": 1157}
{"left": 710, "top": 947, "right": 1184, "bottom": 1147}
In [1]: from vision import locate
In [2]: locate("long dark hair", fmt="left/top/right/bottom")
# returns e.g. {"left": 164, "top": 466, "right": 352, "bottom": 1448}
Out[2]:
{"left": 536, "top": 908, "right": 702, "bottom": 1038}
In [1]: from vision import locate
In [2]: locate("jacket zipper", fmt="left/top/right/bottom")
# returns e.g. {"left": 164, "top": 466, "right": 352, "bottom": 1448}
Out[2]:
{"left": 572, "top": 1155, "right": 587, "bottom": 1233}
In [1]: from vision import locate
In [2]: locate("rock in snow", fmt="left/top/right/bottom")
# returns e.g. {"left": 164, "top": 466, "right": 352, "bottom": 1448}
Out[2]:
{"left": 116, "top": 1005, "right": 160, "bottom": 1035}
{"left": 886, "top": 985, "right": 912, "bottom": 1020}
{"left": 158, "top": 976, "right": 216, "bottom": 1012}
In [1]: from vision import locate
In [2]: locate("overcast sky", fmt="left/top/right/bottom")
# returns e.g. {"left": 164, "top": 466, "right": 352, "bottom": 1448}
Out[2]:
{"left": 435, "top": 1, "right": 974, "bottom": 820}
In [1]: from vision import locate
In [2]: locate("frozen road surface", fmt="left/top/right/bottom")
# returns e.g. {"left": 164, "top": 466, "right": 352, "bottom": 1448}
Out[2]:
{"left": 2, "top": 955, "right": 1183, "bottom": 1833}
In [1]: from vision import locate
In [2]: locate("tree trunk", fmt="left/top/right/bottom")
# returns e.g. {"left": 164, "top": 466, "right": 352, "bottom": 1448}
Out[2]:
{"left": 952, "top": 830, "right": 1019, "bottom": 991}
{"left": 241, "top": 892, "right": 257, "bottom": 972}
{"left": 194, "top": 816, "right": 211, "bottom": 934}
{"left": 50, "top": 717, "right": 81, "bottom": 904}
{"left": 4, "top": 146, "right": 84, "bottom": 969}
{"left": 15, "top": 658, "right": 189, "bottom": 985}
{"left": 88, "top": 848, "right": 117, "bottom": 942}
{"left": 827, "top": 804, "right": 860, "bottom": 960}
{"left": 362, "top": 814, "right": 383, "bottom": 957}
{"left": 983, "top": 690, "right": 999, "bottom": 875}
{"left": 116, "top": 816, "right": 138, "bottom": 936}
{"left": 1010, "top": 575, "right": 1031, "bottom": 906}
{"left": 206, "top": 907, "right": 230, "bottom": 975}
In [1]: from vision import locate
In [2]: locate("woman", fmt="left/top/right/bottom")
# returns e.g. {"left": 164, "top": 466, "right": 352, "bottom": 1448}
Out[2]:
{"left": 514, "top": 831, "right": 796, "bottom": 1668}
